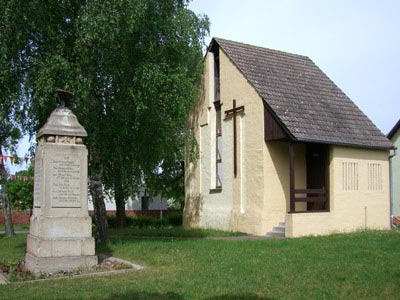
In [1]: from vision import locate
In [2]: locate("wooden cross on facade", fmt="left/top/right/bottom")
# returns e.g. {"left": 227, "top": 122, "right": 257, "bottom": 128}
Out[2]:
{"left": 225, "top": 99, "right": 245, "bottom": 177}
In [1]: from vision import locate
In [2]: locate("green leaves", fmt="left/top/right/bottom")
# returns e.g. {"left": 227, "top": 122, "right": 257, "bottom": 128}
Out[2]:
{"left": 1, "top": 0, "right": 209, "bottom": 204}
{"left": 7, "top": 166, "right": 34, "bottom": 211}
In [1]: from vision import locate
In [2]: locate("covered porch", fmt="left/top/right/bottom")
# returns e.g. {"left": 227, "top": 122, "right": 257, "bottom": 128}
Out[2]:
{"left": 264, "top": 104, "right": 330, "bottom": 214}
{"left": 288, "top": 142, "right": 330, "bottom": 213}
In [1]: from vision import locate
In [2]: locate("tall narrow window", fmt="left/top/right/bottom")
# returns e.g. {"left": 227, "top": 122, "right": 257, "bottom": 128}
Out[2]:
{"left": 214, "top": 55, "right": 220, "bottom": 101}
{"left": 215, "top": 101, "right": 222, "bottom": 188}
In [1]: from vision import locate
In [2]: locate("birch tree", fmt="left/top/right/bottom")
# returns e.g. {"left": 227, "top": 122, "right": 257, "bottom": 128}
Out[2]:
{"left": 0, "top": 0, "right": 209, "bottom": 240}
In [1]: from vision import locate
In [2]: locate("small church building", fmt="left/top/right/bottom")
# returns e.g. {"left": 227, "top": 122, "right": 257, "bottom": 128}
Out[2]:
{"left": 184, "top": 38, "right": 393, "bottom": 237}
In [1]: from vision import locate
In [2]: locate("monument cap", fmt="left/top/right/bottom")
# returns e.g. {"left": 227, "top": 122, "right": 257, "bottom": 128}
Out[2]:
{"left": 37, "top": 90, "right": 87, "bottom": 138}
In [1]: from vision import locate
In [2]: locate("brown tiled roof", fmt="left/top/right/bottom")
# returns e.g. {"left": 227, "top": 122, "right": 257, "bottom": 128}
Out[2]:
{"left": 213, "top": 38, "right": 393, "bottom": 149}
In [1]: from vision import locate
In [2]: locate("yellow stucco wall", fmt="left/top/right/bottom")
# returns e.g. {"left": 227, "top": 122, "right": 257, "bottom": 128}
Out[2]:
{"left": 286, "top": 145, "right": 390, "bottom": 237}
{"left": 218, "top": 48, "right": 310, "bottom": 235}
{"left": 261, "top": 142, "right": 307, "bottom": 235}
{"left": 184, "top": 46, "right": 272, "bottom": 234}
{"left": 218, "top": 47, "right": 266, "bottom": 235}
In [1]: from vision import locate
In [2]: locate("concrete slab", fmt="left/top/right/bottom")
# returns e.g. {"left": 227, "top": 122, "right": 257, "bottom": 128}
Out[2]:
{"left": 0, "top": 273, "right": 9, "bottom": 285}
{"left": 0, "top": 256, "right": 144, "bottom": 285}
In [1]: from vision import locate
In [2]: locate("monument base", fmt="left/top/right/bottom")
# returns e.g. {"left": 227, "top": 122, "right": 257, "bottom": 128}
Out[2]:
{"left": 26, "top": 98, "right": 97, "bottom": 275}
{"left": 25, "top": 253, "right": 98, "bottom": 274}
{"left": 25, "top": 234, "right": 97, "bottom": 273}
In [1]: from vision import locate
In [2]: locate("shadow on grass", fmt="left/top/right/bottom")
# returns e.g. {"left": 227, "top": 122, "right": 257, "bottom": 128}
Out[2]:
{"left": 108, "top": 227, "right": 246, "bottom": 239}
{"left": 106, "top": 292, "right": 274, "bottom": 300}
{"left": 107, "top": 291, "right": 183, "bottom": 300}
{"left": 0, "top": 232, "right": 16, "bottom": 239}
{"left": 206, "top": 294, "right": 276, "bottom": 300}
{"left": 95, "top": 241, "right": 114, "bottom": 257}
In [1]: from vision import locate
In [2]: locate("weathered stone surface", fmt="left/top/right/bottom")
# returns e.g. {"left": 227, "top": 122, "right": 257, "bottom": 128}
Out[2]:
{"left": 25, "top": 253, "right": 98, "bottom": 274}
{"left": 28, "top": 216, "right": 92, "bottom": 238}
{"left": 38, "top": 107, "right": 87, "bottom": 138}
{"left": 26, "top": 235, "right": 95, "bottom": 257}
{"left": 26, "top": 101, "right": 97, "bottom": 273}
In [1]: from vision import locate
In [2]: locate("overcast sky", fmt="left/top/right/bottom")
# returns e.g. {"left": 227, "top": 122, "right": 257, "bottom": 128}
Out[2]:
{"left": 5, "top": 0, "right": 400, "bottom": 174}
{"left": 189, "top": 0, "right": 399, "bottom": 134}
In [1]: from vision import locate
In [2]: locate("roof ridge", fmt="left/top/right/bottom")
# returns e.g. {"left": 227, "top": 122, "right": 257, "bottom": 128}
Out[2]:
{"left": 213, "top": 37, "right": 309, "bottom": 60}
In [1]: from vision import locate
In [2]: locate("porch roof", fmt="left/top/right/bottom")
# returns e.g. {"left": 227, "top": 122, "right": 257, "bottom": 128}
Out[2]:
{"left": 212, "top": 38, "right": 393, "bottom": 150}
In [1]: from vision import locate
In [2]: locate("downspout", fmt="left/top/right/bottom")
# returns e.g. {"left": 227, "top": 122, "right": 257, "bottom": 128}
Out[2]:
{"left": 389, "top": 147, "right": 398, "bottom": 225}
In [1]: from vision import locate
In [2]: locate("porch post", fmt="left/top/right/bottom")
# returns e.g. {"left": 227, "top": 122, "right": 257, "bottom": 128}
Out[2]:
{"left": 325, "top": 145, "right": 330, "bottom": 212}
{"left": 289, "top": 142, "right": 295, "bottom": 213}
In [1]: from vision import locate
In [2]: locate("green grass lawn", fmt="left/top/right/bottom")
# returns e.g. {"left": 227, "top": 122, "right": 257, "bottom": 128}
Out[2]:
{"left": 0, "top": 225, "right": 29, "bottom": 232}
{"left": 1, "top": 228, "right": 400, "bottom": 300}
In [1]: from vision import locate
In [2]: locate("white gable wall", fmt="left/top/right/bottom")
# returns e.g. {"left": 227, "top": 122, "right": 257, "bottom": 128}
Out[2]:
{"left": 185, "top": 46, "right": 291, "bottom": 235}
{"left": 197, "top": 116, "right": 233, "bottom": 230}
{"left": 184, "top": 52, "right": 234, "bottom": 231}
{"left": 197, "top": 51, "right": 234, "bottom": 230}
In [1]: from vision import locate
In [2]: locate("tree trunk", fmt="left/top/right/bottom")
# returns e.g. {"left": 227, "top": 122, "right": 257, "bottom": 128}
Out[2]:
{"left": 114, "top": 182, "right": 126, "bottom": 228}
{"left": 90, "top": 176, "right": 109, "bottom": 243}
{"left": 1, "top": 147, "right": 15, "bottom": 237}
{"left": 2, "top": 184, "right": 15, "bottom": 237}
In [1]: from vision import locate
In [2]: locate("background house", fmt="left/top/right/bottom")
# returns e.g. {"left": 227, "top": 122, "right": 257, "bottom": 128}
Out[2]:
{"left": 388, "top": 120, "right": 400, "bottom": 218}
{"left": 88, "top": 190, "right": 169, "bottom": 213}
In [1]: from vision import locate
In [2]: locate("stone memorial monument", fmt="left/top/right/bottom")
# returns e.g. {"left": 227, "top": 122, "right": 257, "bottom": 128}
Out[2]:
{"left": 26, "top": 90, "right": 97, "bottom": 273}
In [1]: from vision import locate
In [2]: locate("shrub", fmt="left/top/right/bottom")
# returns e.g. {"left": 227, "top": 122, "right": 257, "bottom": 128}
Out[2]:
{"left": 166, "top": 211, "right": 183, "bottom": 226}
{"left": 106, "top": 215, "right": 116, "bottom": 228}
{"left": 125, "top": 216, "right": 136, "bottom": 227}
{"left": 135, "top": 216, "right": 156, "bottom": 228}
{"left": 104, "top": 214, "right": 171, "bottom": 228}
